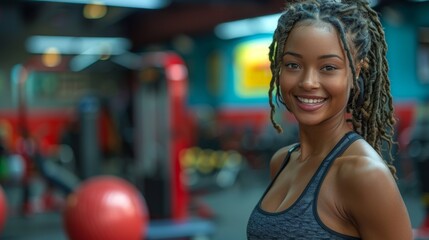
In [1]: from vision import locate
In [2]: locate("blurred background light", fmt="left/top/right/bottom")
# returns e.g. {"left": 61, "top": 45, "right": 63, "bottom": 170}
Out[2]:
{"left": 30, "top": 0, "right": 171, "bottom": 9}
{"left": 83, "top": 1, "right": 108, "bottom": 19}
{"left": 26, "top": 36, "right": 131, "bottom": 55}
{"left": 214, "top": 13, "right": 281, "bottom": 40}
{"left": 70, "top": 54, "right": 100, "bottom": 72}
{"left": 42, "top": 47, "right": 62, "bottom": 68}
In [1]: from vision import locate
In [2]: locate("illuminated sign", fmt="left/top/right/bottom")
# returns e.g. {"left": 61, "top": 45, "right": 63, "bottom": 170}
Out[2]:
{"left": 233, "top": 38, "right": 272, "bottom": 98}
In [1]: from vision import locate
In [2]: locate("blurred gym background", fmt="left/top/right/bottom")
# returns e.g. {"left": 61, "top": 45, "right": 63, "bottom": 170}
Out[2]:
{"left": 0, "top": 0, "right": 428, "bottom": 239}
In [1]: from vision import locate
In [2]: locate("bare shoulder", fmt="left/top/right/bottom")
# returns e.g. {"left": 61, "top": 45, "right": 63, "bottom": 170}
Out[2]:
{"left": 336, "top": 144, "right": 393, "bottom": 190}
{"left": 334, "top": 139, "right": 413, "bottom": 239}
{"left": 269, "top": 144, "right": 298, "bottom": 179}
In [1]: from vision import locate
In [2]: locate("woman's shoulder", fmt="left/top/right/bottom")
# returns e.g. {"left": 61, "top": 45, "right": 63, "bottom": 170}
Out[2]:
{"left": 333, "top": 139, "right": 399, "bottom": 214}
{"left": 332, "top": 140, "right": 413, "bottom": 239}
{"left": 335, "top": 139, "right": 394, "bottom": 188}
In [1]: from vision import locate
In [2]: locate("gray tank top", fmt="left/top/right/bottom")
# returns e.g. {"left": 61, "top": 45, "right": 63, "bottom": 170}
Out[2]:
{"left": 247, "top": 131, "right": 362, "bottom": 240}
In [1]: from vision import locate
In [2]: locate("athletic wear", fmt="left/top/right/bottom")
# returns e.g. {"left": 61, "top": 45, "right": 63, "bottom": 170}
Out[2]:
{"left": 247, "top": 132, "right": 362, "bottom": 240}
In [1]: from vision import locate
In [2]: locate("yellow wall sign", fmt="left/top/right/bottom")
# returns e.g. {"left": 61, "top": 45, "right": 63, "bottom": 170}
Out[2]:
{"left": 234, "top": 38, "right": 272, "bottom": 98}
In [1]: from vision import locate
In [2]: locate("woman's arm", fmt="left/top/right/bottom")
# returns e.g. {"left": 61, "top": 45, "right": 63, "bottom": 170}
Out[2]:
{"left": 338, "top": 156, "right": 413, "bottom": 240}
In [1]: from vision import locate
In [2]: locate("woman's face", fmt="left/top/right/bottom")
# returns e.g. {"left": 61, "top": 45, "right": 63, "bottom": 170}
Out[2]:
{"left": 280, "top": 21, "right": 354, "bottom": 127}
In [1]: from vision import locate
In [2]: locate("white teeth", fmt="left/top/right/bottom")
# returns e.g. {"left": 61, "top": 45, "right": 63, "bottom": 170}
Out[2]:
{"left": 297, "top": 97, "right": 325, "bottom": 104}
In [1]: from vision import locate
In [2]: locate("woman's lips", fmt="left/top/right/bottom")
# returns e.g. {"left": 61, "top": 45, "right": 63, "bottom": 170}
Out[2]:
{"left": 295, "top": 96, "right": 327, "bottom": 111}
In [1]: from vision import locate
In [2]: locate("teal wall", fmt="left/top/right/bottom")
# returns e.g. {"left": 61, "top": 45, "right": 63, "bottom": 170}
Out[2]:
{"left": 182, "top": 35, "right": 217, "bottom": 107}
{"left": 383, "top": 2, "right": 429, "bottom": 103}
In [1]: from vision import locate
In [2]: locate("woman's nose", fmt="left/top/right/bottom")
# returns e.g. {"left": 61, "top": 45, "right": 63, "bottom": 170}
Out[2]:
{"left": 299, "top": 70, "right": 319, "bottom": 90}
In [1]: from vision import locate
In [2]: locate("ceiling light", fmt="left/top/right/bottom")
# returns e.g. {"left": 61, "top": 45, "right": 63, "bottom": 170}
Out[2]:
{"left": 83, "top": 1, "right": 108, "bottom": 19}
{"left": 30, "top": 0, "right": 171, "bottom": 9}
{"left": 215, "top": 13, "right": 281, "bottom": 40}
{"left": 26, "top": 35, "right": 131, "bottom": 55}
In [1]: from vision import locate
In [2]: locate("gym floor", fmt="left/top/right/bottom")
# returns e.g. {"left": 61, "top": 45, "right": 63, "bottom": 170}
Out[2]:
{"left": 0, "top": 166, "right": 427, "bottom": 240}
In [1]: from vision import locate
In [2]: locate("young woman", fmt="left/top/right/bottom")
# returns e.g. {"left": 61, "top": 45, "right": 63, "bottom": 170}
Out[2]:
{"left": 247, "top": 0, "right": 413, "bottom": 239}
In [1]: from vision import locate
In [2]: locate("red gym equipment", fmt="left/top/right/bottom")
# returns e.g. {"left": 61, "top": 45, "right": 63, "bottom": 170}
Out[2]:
{"left": 0, "top": 186, "right": 7, "bottom": 233}
{"left": 62, "top": 176, "right": 148, "bottom": 240}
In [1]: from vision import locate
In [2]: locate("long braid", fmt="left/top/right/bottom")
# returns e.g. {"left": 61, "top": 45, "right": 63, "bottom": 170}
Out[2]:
{"left": 360, "top": 2, "right": 397, "bottom": 175}
{"left": 268, "top": 0, "right": 397, "bottom": 176}
{"left": 268, "top": 35, "right": 282, "bottom": 133}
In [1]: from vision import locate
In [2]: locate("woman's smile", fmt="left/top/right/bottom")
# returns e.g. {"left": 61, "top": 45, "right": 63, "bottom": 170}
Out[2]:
{"left": 295, "top": 95, "right": 327, "bottom": 111}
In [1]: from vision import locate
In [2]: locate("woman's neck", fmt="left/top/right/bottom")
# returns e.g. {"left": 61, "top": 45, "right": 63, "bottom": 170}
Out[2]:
{"left": 297, "top": 117, "right": 352, "bottom": 162}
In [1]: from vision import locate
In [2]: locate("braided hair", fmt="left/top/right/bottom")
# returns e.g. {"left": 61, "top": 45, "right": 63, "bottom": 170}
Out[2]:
{"left": 268, "top": 0, "right": 397, "bottom": 176}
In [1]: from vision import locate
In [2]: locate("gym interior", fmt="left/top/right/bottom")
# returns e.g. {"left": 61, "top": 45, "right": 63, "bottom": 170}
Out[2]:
{"left": 0, "top": 0, "right": 429, "bottom": 239}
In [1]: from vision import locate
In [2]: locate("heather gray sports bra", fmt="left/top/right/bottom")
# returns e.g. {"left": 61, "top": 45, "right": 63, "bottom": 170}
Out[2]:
{"left": 247, "top": 131, "right": 362, "bottom": 240}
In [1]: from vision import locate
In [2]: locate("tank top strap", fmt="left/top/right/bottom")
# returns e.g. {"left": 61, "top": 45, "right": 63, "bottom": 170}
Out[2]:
{"left": 257, "top": 143, "right": 301, "bottom": 204}
{"left": 278, "top": 143, "right": 301, "bottom": 172}
{"left": 270, "top": 143, "right": 301, "bottom": 184}
{"left": 310, "top": 131, "right": 362, "bottom": 194}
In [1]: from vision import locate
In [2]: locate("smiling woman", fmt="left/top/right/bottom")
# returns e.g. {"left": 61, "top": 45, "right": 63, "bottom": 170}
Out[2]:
{"left": 280, "top": 22, "right": 350, "bottom": 123}
{"left": 246, "top": 0, "right": 413, "bottom": 239}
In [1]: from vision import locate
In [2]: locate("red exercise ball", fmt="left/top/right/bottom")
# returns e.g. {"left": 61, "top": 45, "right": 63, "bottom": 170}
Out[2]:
{"left": 0, "top": 186, "right": 7, "bottom": 233}
{"left": 63, "top": 176, "right": 148, "bottom": 240}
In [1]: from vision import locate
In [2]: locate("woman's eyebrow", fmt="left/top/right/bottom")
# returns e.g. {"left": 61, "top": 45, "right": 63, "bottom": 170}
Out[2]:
{"left": 318, "top": 54, "right": 343, "bottom": 61}
{"left": 283, "top": 51, "right": 301, "bottom": 58}
{"left": 282, "top": 51, "right": 343, "bottom": 61}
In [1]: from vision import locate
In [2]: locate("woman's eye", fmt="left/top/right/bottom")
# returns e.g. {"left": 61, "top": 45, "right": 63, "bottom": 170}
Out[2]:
{"left": 321, "top": 65, "right": 337, "bottom": 71}
{"left": 285, "top": 63, "right": 300, "bottom": 69}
